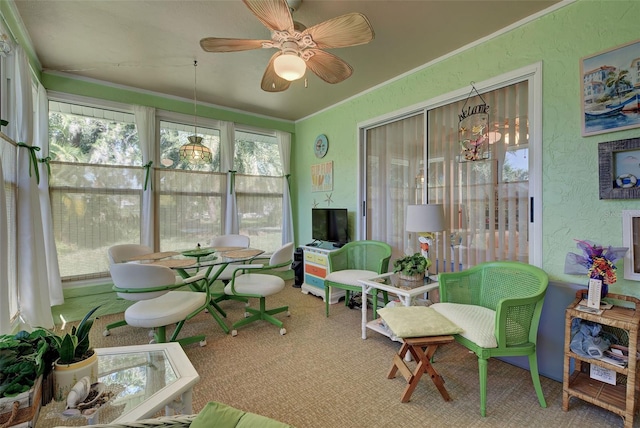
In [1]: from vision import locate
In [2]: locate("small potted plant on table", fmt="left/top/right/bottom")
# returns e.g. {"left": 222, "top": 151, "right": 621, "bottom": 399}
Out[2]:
{"left": 393, "top": 253, "right": 431, "bottom": 281}
{"left": 49, "top": 306, "right": 100, "bottom": 402}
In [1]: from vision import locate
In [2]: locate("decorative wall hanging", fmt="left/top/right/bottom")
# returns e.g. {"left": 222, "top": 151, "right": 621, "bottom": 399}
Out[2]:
{"left": 458, "top": 83, "right": 491, "bottom": 162}
{"left": 581, "top": 38, "right": 640, "bottom": 136}
{"left": 598, "top": 137, "right": 640, "bottom": 199}
{"left": 324, "top": 193, "right": 334, "bottom": 205}
{"left": 311, "top": 161, "right": 333, "bottom": 192}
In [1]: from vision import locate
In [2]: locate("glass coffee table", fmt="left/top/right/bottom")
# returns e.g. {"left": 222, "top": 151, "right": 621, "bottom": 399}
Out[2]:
{"left": 37, "top": 343, "right": 199, "bottom": 426}
{"left": 358, "top": 272, "right": 439, "bottom": 341}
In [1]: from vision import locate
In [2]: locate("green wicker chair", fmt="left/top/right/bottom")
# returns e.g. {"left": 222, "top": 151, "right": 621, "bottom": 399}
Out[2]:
{"left": 432, "top": 261, "right": 549, "bottom": 417}
{"left": 324, "top": 240, "right": 392, "bottom": 318}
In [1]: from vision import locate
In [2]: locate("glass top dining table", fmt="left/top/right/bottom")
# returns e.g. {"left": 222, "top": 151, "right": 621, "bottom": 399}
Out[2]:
{"left": 127, "top": 247, "right": 265, "bottom": 334}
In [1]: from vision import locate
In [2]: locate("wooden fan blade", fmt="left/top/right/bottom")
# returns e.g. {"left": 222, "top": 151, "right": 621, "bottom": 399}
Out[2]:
{"left": 243, "top": 0, "right": 294, "bottom": 32}
{"left": 303, "top": 13, "right": 374, "bottom": 49}
{"left": 305, "top": 50, "right": 353, "bottom": 84}
{"left": 261, "top": 52, "right": 292, "bottom": 92}
{"left": 200, "top": 38, "right": 268, "bottom": 53}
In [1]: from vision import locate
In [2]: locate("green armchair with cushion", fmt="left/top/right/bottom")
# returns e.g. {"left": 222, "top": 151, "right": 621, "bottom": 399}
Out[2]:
{"left": 431, "top": 260, "right": 549, "bottom": 417}
{"left": 324, "top": 240, "right": 392, "bottom": 318}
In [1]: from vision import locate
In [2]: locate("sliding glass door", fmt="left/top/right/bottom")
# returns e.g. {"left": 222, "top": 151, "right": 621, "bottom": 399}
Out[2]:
{"left": 362, "top": 76, "right": 538, "bottom": 272}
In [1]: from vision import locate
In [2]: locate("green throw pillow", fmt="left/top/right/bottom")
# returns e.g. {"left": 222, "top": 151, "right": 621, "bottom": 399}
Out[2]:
{"left": 191, "top": 401, "right": 245, "bottom": 428}
{"left": 377, "top": 306, "right": 463, "bottom": 338}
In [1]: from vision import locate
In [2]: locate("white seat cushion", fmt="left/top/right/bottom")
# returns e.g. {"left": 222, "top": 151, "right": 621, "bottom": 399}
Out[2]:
{"left": 224, "top": 273, "right": 285, "bottom": 297}
{"left": 431, "top": 302, "right": 497, "bottom": 348}
{"left": 125, "top": 291, "right": 206, "bottom": 328}
{"left": 325, "top": 270, "right": 378, "bottom": 287}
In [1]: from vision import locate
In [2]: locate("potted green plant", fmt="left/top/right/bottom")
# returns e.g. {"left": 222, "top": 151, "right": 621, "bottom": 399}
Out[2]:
{"left": 50, "top": 306, "right": 100, "bottom": 401}
{"left": 393, "top": 253, "right": 431, "bottom": 281}
{"left": 0, "top": 329, "right": 56, "bottom": 426}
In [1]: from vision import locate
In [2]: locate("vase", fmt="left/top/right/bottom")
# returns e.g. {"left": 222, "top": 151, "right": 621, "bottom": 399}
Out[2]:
{"left": 591, "top": 275, "right": 609, "bottom": 299}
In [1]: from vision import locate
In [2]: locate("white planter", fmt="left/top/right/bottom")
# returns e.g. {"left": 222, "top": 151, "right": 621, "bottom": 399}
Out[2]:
{"left": 53, "top": 351, "right": 98, "bottom": 402}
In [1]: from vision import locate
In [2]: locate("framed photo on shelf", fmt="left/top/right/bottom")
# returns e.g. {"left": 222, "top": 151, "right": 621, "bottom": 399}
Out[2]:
{"left": 622, "top": 210, "right": 640, "bottom": 281}
{"left": 598, "top": 137, "right": 640, "bottom": 199}
{"left": 581, "top": 38, "right": 640, "bottom": 137}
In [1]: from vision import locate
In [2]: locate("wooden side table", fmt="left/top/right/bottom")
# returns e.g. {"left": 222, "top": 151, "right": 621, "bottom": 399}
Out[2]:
{"left": 387, "top": 335, "right": 454, "bottom": 402}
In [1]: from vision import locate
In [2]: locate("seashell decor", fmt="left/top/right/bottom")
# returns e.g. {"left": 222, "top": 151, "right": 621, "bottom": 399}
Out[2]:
{"left": 66, "top": 376, "right": 91, "bottom": 409}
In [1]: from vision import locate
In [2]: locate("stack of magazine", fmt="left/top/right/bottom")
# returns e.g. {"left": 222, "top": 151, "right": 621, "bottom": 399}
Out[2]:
{"left": 598, "top": 345, "right": 635, "bottom": 368}
{"left": 575, "top": 299, "right": 613, "bottom": 315}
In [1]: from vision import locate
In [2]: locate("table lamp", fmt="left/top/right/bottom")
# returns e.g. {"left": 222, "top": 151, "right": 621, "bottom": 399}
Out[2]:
{"left": 405, "top": 204, "right": 445, "bottom": 262}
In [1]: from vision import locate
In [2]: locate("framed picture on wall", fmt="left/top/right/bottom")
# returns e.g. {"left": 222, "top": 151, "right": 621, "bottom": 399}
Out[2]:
{"left": 311, "top": 161, "right": 333, "bottom": 192}
{"left": 622, "top": 210, "right": 640, "bottom": 281}
{"left": 599, "top": 138, "right": 640, "bottom": 199}
{"left": 581, "top": 38, "right": 640, "bottom": 136}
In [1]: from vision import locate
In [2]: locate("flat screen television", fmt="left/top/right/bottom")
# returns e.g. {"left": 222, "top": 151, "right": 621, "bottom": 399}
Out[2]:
{"left": 312, "top": 208, "right": 348, "bottom": 245}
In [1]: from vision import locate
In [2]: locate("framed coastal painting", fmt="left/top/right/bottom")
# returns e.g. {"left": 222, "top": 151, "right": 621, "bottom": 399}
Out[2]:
{"left": 580, "top": 38, "right": 640, "bottom": 136}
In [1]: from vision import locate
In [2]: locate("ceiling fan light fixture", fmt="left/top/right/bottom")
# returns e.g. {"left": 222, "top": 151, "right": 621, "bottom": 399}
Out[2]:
{"left": 274, "top": 53, "right": 306, "bottom": 81}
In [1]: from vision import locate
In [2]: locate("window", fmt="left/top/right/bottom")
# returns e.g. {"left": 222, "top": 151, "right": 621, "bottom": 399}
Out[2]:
{"left": 48, "top": 100, "right": 289, "bottom": 282}
{"left": 158, "top": 121, "right": 223, "bottom": 251}
{"left": 48, "top": 101, "right": 142, "bottom": 280}
{"left": 234, "top": 130, "right": 283, "bottom": 253}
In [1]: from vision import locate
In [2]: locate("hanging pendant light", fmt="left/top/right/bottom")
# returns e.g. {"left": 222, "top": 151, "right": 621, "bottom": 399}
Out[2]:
{"left": 179, "top": 60, "right": 212, "bottom": 164}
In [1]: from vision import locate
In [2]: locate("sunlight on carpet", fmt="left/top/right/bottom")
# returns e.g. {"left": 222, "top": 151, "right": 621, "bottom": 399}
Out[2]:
{"left": 51, "top": 291, "right": 132, "bottom": 325}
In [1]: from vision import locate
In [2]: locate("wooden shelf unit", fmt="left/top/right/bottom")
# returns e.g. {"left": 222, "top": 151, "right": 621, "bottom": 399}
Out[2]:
{"left": 562, "top": 290, "right": 640, "bottom": 427}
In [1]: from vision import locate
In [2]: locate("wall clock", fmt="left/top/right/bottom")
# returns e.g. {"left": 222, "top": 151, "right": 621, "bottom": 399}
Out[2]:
{"left": 314, "top": 134, "right": 329, "bottom": 158}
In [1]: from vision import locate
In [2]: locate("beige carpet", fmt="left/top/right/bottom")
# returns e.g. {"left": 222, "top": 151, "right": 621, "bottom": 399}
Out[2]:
{"left": 87, "top": 282, "right": 629, "bottom": 427}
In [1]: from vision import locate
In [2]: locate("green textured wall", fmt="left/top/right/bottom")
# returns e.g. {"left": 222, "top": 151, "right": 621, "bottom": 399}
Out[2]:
{"left": 293, "top": 0, "right": 640, "bottom": 296}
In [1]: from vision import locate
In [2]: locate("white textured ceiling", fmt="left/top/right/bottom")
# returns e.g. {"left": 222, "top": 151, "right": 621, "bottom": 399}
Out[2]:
{"left": 12, "top": 0, "right": 562, "bottom": 121}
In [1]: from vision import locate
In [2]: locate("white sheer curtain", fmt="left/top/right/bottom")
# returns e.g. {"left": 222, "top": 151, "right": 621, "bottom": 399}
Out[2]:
{"left": 35, "top": 82, "right": 63, "bottom": 306}
{"left": 277, "top": 130, "right": 294, "bottom": 245}
{"left": 0, "top": 136, "right": 14, "bottom": 333}
{"left": 365, "top": 114, "right": 424, "bottom": 261}
{"left": 10, "top": 46, "right": 54, "bottom": 329}
{"left": 220, "top": 121, "right": 237, "bottom": 234}
{"left": 134, "top": 105, "right": 156, "bottom": 249}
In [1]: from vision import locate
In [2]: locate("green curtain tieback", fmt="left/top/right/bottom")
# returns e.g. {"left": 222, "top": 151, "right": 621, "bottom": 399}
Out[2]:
{"left": 39, "top": 156, "right": 51, "bottom": 179}
{"left": 143, "top": 161, "right": 153, "bottom": 190}
{"left": 17, "top": 142, "right": 41, "bottom": 184}
{"left": 229, "top": 170, "right": 237, "bottom": 194}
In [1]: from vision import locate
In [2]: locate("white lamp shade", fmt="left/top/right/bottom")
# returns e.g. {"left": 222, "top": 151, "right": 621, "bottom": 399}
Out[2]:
{"left": 274, "top": 54, "right": 306, "bottom": 81}
{"left": 405, "top": 204, "right": 445, "bottom": 233}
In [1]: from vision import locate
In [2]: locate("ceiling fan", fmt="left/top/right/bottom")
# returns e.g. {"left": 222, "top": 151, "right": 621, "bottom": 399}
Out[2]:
{"left": 200, "top": 0, "right": 375, "bottom": 92}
